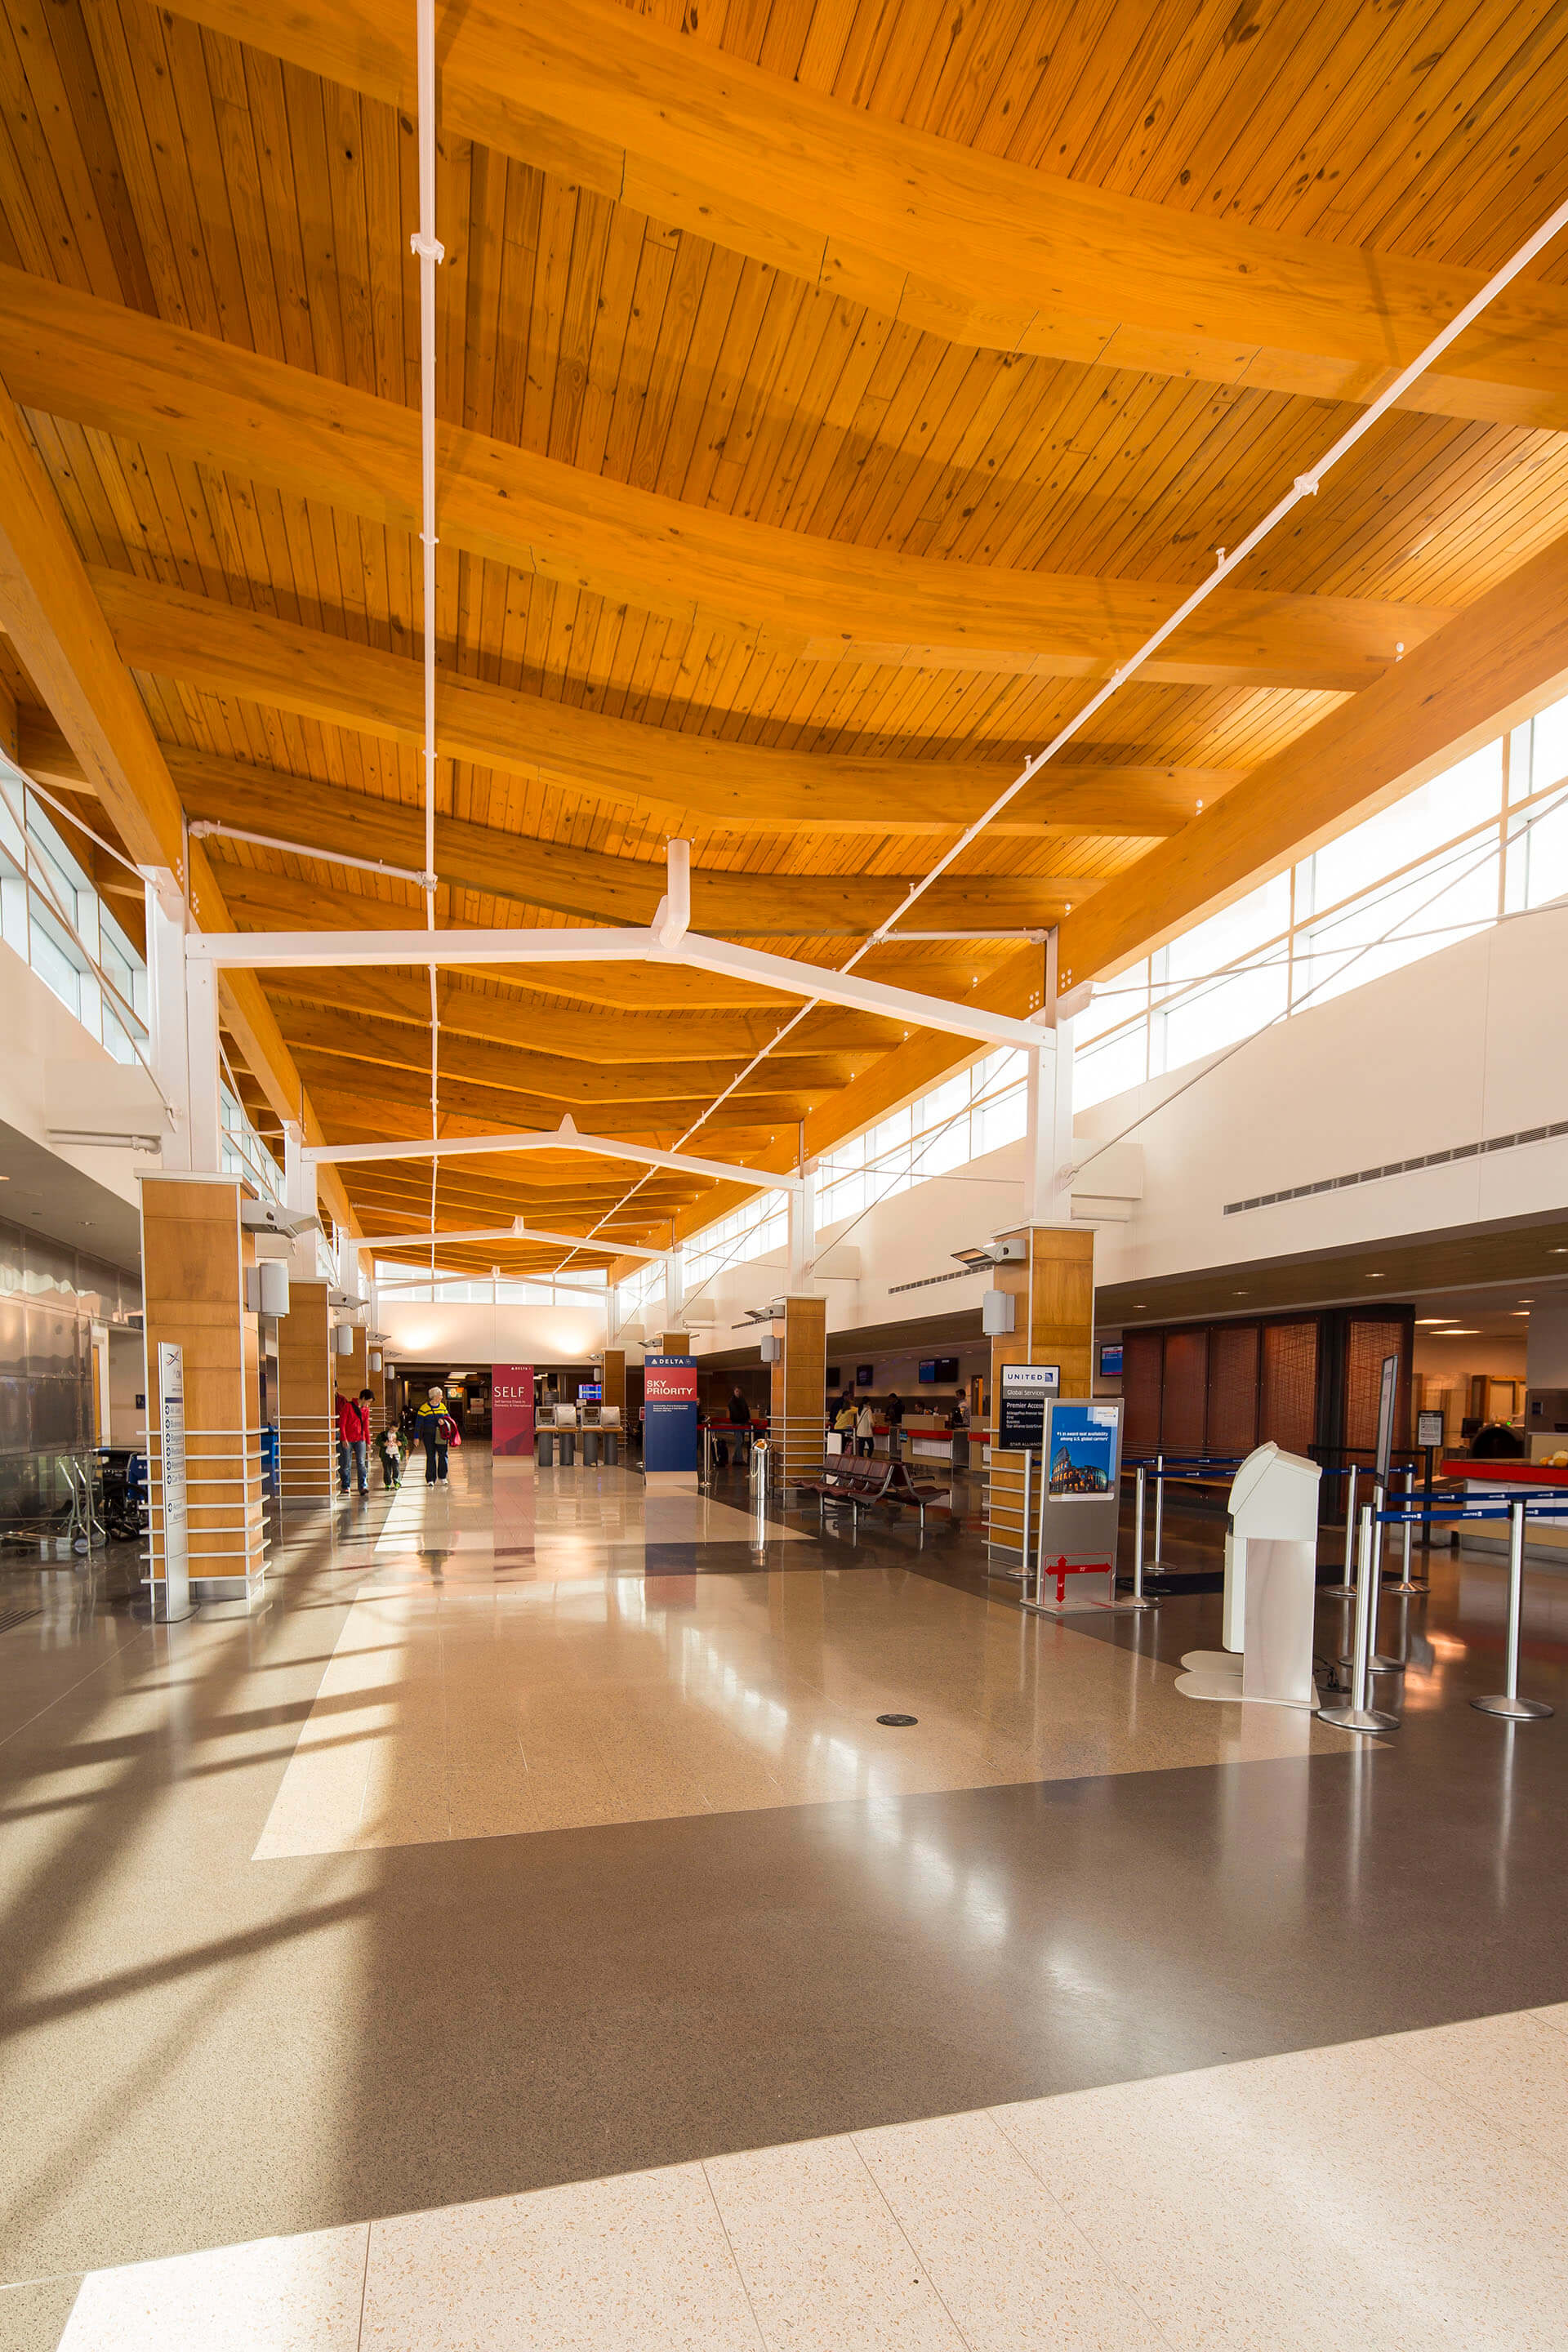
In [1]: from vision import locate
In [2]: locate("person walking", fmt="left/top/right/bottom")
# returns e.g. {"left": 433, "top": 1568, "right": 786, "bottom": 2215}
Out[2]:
{"left": 855, "top": 1396, "right": 875, "bottom": 1459}
{"left": 336, "top": 1388, "right": 370, "bottom": 1495}
{"left": 884, "top": 1388, "right": 905, "bottom": 1460}
{"left": 376, "top": 1419, "right": 403, "bottom": 1489}
{"left": 416, "top": 1385, "right": 454, "bottom": 1486}
{"left": 728, "top": 1384, "right": 752, "bottom": 1468}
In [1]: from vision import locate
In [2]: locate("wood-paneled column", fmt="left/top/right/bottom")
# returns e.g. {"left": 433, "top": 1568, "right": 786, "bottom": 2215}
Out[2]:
{"left": 769, "top": 1294, "right": 826, "bottom": 1497}
{"left": 660, "top": 1329, "right": 689, "bottom": 1356}
{"left": 278, "top": 1278, "right": 334, "bottom": 1504}
{"left": 601, "top": 1349, "right": 626, "bottom": 1417}
{"left": 985, "top": 1225, "right": 1095, "bottom": 1566}
{"left": 140, "top": 1174, "right": 266, "bottom": 1604}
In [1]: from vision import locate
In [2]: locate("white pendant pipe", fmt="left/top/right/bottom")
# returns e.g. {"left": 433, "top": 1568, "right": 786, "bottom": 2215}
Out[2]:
{"left": 411, "top": 0, "right": 443, "bottom": 935}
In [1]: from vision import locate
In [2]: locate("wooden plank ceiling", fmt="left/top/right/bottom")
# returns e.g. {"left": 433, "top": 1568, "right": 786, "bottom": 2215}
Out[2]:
{"left": 2, "top": 0, "right": 1567, "bottom": 1276}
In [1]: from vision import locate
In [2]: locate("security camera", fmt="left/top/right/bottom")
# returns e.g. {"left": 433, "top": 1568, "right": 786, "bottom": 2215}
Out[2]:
{"left": 240, "top": 1200, "right": 318, "bottom": 1238}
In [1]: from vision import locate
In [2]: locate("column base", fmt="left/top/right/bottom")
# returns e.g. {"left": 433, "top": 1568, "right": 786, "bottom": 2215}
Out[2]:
{"left": 191, "top": 1566, "right": 267, "bottom": 1610}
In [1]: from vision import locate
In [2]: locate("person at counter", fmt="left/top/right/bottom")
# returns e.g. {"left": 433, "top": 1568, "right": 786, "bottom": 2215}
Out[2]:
{"left": 855, "top": 1396, "right": 875, "bottom": 1458}
{"left": 832, "top": 1397, "right": 857, "bottom": 1452}
{"left": 885, "top": 1388, "right": 905, "bottom": 1458}
{"left": 1469, "top": 1419, "right": 1526, "bottom": 1459}
{"left": 947, "top": 1392, "right": 968, "bottom": 1430}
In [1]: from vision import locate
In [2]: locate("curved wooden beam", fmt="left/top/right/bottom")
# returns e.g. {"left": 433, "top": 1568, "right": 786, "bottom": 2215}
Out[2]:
{"left": 0, "top": 269, "right": 1445, "bottom": 693}
{"left": 86, "top": 567, "right": 1217, "bottom": 840}
{"left": 163, "top": 0, "right": 1568, "bottom": 430}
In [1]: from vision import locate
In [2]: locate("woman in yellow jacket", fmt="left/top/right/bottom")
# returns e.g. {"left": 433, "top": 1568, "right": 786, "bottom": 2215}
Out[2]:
{"left": 415, "top": 1386, "right": 455, "bottom": 1486}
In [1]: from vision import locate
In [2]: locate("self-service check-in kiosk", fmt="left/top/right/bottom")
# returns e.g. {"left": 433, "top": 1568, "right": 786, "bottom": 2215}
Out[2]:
{"left": 1178, "top": 1441, "right": 1321, "bottom": 1709}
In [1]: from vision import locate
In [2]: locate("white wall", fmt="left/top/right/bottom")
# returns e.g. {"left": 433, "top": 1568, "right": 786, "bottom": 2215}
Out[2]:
{"left": 1080, "top": 902, "right": 1568, "bottom": 1294}
{"left": 0, "top": 938, "right": 155, "bottom": 1209}
{"left": 679, "top": 900, "right": 1568, "bottom": 1348}
{"left": 377, "top": 1296, "right": 607, "bottom": 1369}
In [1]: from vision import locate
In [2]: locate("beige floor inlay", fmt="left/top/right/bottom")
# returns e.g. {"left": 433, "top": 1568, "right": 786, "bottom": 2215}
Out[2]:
{"left": 256, "top": 1516, "right": 1351, "bottom": 1857}
{"left": 51, "top": 2007, "right": 1568, "bottom": 2349}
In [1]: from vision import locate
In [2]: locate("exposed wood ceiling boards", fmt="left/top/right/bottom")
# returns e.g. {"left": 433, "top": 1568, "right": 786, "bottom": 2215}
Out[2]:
{"left": 276, "top": 1003, "right": 857, "bottom": 1106}
{"left": 156, "top": 0, "right": 1568, "bottom": 426}
{"left": 265, "top": 970, "right": 900, "bottom": 1065}
{"left": 152, "top": 737, "right": 1111, "bottom": 936}
{"left": 300, "top": 1067, "right": 822, "bottom": 1142}
{"left": 0, "top": 266, "right": 1454, "bottom": 690}
{"left": 17, "top": 702, "right": 1214, "bottom": 844}
{"left": 5, "top": 0, "right": 1568, "bottom": 1259}
{"left": 1058, "top": 519, "right": 1568, "bottom": 987}
{"left": 84, "top": 568, "right": 1312, "bottom": 842}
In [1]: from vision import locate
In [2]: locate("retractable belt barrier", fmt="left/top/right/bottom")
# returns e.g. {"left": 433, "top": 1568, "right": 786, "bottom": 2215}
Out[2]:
{"left": 1364, "top": 1491, "right": 1562, "bottom": 1726}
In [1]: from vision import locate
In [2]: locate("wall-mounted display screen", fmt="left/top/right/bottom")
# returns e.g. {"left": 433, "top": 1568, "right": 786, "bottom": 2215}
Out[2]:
{"left": 919, "top": 1356, "right": 960, "bottom": 1383}
{"left": 1098, "top": 1343, "right": 1124, "bottom": 1378}
{"left": 856, "top": 1364, "right": 875, "bottom": 1388}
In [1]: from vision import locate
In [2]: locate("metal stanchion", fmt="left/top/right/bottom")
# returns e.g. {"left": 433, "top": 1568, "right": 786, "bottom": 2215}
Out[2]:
{"left": 1322, "top": 1462, "right": 1357, "bottom": 1598}
{"left": 1151, "top": 1452, "right": 1165, "bottom": 1566}
{"left": 1319, "top": 1503, "right": 1400, "bottom": 1733}
{"left": 1388, "top": 1466, "right": 1426, "bottom": 1594}
{"left": 1020, "top": 1448, "right": 1033, "bottom": 1593}
{"left": 1120, "top": 1462, "right": 1158, "bottom": 1611}
{"left": 1339, "top": 1494, "right": 1401, "bottom": 1673}
{"left": 1472, "top": 1501, "right": 1554, "bottom": 1722}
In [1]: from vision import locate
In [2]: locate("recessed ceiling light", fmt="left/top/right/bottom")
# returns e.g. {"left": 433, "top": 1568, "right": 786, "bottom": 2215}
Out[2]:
{"left": 1416, "top": 1317, "right": 1451, "bottom": 1325}
{"left": 1365, "top": 1272, "right": 1385, "bottom": 1279}
{"left": 1444, "top": 1328, "right": 1479, "bottom": 1336}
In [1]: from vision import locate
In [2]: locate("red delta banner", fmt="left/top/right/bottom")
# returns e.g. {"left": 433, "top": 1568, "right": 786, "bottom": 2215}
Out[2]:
{"left": 492, "top": 1363, "right": 535, "bottom": 1457}
{"left": 644, "top": 1357, "right": 698, "bottom": 1405}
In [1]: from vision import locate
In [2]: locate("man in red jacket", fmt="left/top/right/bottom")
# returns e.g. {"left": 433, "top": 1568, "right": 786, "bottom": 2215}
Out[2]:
{"left": 336, "top": 1389, "right": 369, "bottom": 1495}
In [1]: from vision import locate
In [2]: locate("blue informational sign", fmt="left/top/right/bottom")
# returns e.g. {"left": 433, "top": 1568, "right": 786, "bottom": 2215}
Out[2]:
{"left": 1046, "top": 1402, "right": 1120, "bottom": 1499}
{"left": 643, "top": 1355, "right": 698, "bottom": 1474}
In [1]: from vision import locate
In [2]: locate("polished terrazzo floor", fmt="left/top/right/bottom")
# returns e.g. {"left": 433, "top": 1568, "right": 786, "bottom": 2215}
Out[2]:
{"left": 1, "top": 1447, "right": 1566, "bottom": 2349}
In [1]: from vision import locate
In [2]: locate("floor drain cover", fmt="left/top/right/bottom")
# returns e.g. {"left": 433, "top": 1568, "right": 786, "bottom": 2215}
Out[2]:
{"left": 876, "top": 1713, "right": 918, "bottom": 1727}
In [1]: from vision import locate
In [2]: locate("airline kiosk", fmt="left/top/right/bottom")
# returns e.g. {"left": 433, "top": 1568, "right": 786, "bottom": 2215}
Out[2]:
{"left": 1178, "top": 1441, "right": 1322, "bottom": 1709}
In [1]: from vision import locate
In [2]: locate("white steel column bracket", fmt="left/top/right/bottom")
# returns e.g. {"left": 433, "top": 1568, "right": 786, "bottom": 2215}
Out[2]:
{"left": 353, "top": 1218, "right": 665, "bottom": 1258}
{"left": 185, "top": 924, "right": 1046, "bottom": 1050}
{"left": 300, "top": 1118, "right": 804, "bottom": 1192}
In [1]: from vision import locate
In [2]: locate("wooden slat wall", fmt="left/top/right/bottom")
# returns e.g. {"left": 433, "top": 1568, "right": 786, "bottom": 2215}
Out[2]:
{"left": 277, "top": 1276, "right": 333, "bottom": 1502}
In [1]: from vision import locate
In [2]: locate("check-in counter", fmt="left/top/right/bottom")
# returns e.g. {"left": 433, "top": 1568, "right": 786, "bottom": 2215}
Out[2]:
{"left": 1441, "top": 1455, "right": 1568, "bottom": 1561}
{"left": 903, "top": 1414, "right": 970, "bottom": 1469}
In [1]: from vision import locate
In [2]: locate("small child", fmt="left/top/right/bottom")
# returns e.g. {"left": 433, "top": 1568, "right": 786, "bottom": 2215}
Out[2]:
{"left": 376, "top": 1423, "right": 403, "bottom": 1489}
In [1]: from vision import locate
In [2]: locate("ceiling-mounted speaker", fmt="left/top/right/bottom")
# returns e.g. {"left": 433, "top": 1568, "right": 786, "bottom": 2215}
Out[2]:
{"left": 333, "top": 1323, "right": 354, "bottom": 1355}
{"left": 369, "top": 1351, "right": 382, "bottom": 1372}
{"left": 760, "top": 1334, "right": 782, "bottom": 1363}
{"left": 982, "top": 1289, "right": 1016, "bottom": 1335}
{"left": 259, "top": 1259, "right": 291, "bottom": 1318}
